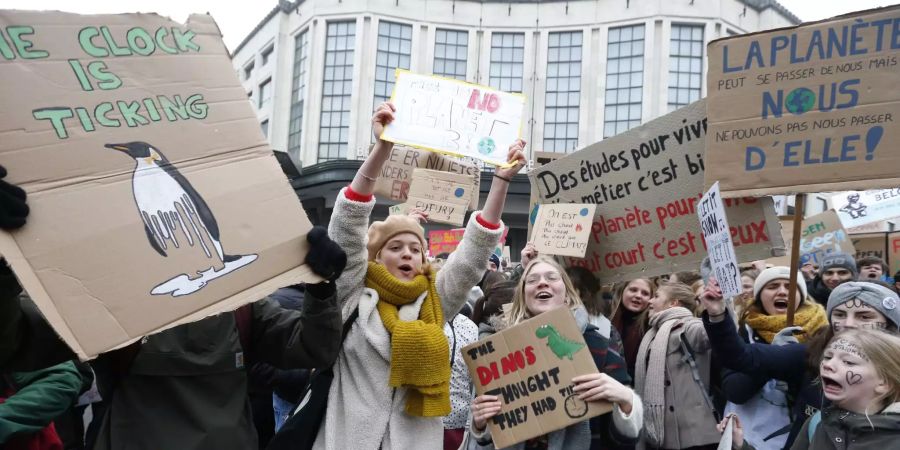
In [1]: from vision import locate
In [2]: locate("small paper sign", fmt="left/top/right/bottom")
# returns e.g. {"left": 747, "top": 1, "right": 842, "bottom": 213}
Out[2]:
{"left": 400, "top": 168, "right": 474, "bottom": 226}
{"left": 698, "top": 182, "right": 743, "bottom": 298}
{"left": 532, "top": 204, "right": 597, "bottom": 257}
{"left": 429, "top": 228, "right": 465, "bottom": 256}
{"left": 381, "top": 70, "right": 525, "bottom": 166}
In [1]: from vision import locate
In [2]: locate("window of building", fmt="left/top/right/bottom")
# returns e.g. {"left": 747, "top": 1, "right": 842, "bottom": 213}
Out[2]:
{"left": 261, "top": 119, "right": 269, "bottom": 139}
{"left": 318, "top": 21, "right": 356, "bottom": 162}
{"left": 544, "top": 31, "right": 582, "bottom": 153}
{"left": 433, "top": 29, "right": 467, "bottom": 80}
{"left": 668, "top": 24, "right": 704, "bottom": 112}
{"left": 489, "top": 32, "right": 524, "bottom": 93}
{"left": 604, "top": 24, "right": 644, "bottom": 139}
{"left": 374, "top": 21, "right": 412, "bottom": 107}
{"left": 244, "top": 61, "right": 255, "bottom": 80}
{"left": 287, "top": 30, "right": 309, "bottom": 159}
{"left": 261, "top": 45, "right": 274, "bottom": 65}
{"left": 258, "top": 77, "right": 271, "bottom": 109}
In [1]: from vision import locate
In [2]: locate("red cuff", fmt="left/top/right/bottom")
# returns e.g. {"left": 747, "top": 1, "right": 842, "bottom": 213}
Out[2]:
{"left": 344, "top": 186, "right": 374, "bottom": 202}
{"left": 475, "top": 213, "right": 501, "bottom": 230}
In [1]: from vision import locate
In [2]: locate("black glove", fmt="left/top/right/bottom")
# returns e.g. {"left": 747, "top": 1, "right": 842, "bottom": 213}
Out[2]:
{"left": 0, "top": 165, "right": 28, "bottom": 230}
{"left": 304, "top": 226, "right": 346, "bottom": 282}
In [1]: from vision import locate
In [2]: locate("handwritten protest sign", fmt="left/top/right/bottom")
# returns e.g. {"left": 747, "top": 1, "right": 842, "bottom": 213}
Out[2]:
{"left": 851, "top": 233, "right": 887, "bottom": 261}
{"left": 462, "top": 307, "right": 612, "bottom": 448}
{"left": 400, "top": 168, "right": 473, "bottom": 226}
{"left": 374, "top": 144, "right": 480, "bottom": 207}
{"left": 532, "top": 204, "right": 597, "bottom": 257}
{"left": 0, "top": 11, "right": 318, "bottom": 359}
{"left": 769, "top": 211, "right": 855, "bottom": 268}
{"left": 529, "top": 100, "right": 784, "bottom": 283}
{"left": 831, "top": 189, "right": 900, "bottom": 229}
{"left": 381, "top": 70, "right": 525, "bottom": 166}
{"left": 698, "top": 183, "right": 743, "bottom": 298}
{"left": 429, "top": 228, "right": 465, "bottom": 256}
{"left": 889, "top": 232, "right": 900, "bottom": 275}
{"left": 705, "top": 6, "right": 900, "bottom": 197}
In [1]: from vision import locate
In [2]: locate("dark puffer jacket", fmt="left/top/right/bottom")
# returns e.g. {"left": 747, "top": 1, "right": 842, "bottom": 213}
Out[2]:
{"left": 742, "top": 403, "right": 900, "bottom": 450}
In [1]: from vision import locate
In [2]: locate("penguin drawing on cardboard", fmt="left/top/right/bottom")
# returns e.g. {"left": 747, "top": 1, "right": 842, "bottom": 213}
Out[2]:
{"left": 106, "top": 141, "right": 257, "bottom": 297}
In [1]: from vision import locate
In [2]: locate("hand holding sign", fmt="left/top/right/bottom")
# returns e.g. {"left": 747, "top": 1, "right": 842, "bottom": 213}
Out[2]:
{"left": 372, "top": 102, "right": 396, "bottom": 142}
{"left": 472, "top": 395, "right": 503, "bottom": 432}
{"left": 495, "top": 139, "right": 527, "bottom": 180}
{"left": 572, "top": 373, "right": 634, "bottom": 414}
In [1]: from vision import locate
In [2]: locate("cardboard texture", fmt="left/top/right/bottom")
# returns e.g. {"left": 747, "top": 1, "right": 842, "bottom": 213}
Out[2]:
{"left": 705, "top": 6, "right": 900, "bottom": 197}
{"left": 462, "top": 307, "right": 612, "bottom": 448}
{"left": 528, "top": 100, "right": 785, "bottom": 284}
{"left": 852, "top": 233, "right": 887, "bottom": 261}
{"left": 400, "top": 168, "right": 474, "bottom": 226}
{"left": 381, "top": 70, "right": 526, "bottom": 166}
{"left": 888, "top": 232, "right": 900, "bottom": 275}
{"left": 429, "top": 228, "right": 465, "bottom": 256}
{"left": 831, "top": 189, "right": 900, "bottom": 229}
{"left": 0, "top": 11, "right": 317, "bottom": 359}
{"left": 532, "top": 204, "right": 597, "bottom": 257}
{"left": 374, "top": 144, "right": 480, "bottom": 207}
{"left": 769, "top": 210, "right": 856, "bottom": 267}
{"left": 698, "top": 183, "right": 743, "bottom": 298}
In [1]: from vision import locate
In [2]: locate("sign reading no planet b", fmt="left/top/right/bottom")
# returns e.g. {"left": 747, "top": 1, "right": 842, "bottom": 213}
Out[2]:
{"left": 381, "top": 70, "right": 525, "bottom": 166}
{"left": 0, "top": 11, "right": 319, "bottom": 359}
{"left": 705, "top": 6, "right": 900, "bottom": 197}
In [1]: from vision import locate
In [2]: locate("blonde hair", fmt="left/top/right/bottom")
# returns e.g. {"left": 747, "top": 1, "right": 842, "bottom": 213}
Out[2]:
{"left": 508, "top": 256, "right": 582, "bottom": 326}
{"left": 827, "top": 329, "right": 900, "bottom": 412}
{"left": 658, "top": 282, "right": 699, "bottom": 315}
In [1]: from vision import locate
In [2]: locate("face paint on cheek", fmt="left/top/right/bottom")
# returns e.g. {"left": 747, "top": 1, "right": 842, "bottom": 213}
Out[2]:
{"left": 858, "top": 322, "right": 887, "bottom": 331}
{"left": 830, "top": 338, "right": 871, "bottom": 362}
{"left": 846, "top": 371, "right": 864, "bottom": 385}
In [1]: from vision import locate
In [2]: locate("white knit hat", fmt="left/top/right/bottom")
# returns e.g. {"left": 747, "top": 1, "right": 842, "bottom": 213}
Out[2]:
{"left": 753, "top": 266, "right": 808, "bottom": 301}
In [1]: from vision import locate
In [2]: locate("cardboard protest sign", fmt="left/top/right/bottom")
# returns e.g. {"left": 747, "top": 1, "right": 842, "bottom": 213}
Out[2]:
{"left": 429, "top": 228, "right": 465, "bottom": 256}
{"left": 889, "top": 232, "right": 900, "bottom": 274}
{"left": 400, "top": 168, "right": 474, "bottom": 226}
{"left": 462, "top": 307, "right": 612, "bottom": 448}
{"left": 389, "top": 204, "right": 408, "bottom": 215}
{"left": 705, "top": 6, "right": 900, "bottom": 197}
{"left": 831, "top": 189, "right": 900, "bottom": 229}
{"left": 381, "top": 70, "right": 525, "bottom": 166}
{"left": 374, "top": 144, "right": 480, "bottom": 207}
{"left": 852, "top": 233, "right": 887, "bottom": 261}
{"left": 698, "top": 183, "right": 743, "bottom": 298}
{"left": 0, "top": 11, "right": 318, "bottom": 359}
{"left": 529, "top": 100, "right": 785, "bottom": 283}
{"left": 768, "top": 211, "right": 855, "bottom": 267}
{"left": 532, "top": 204, "right": 597, "bottom": 257}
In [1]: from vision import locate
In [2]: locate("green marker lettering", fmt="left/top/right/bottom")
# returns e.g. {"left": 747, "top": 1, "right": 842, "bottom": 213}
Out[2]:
{"left": 155, "top": 27, "right": 177, "bottom": 54}
{"left": 74, "top": 107, "right": 96, "bottom": 132}
{"left": 68, "top": 59, "right": 93, "bottom": 91}
{"left": 87, "top": 61, "right": 122, "bottom": 90}
{"left": 100, "top": 26, "right": 131, "bottom": 56}
{"left": 94, "top": 102, "right": 120, "bottom": 127}
{"left": 33, "top": 107, "right": 73, "bottom": 139}
{"left": 0, "top": 32, "right": 15, "bottom": 59}
{"left": 142, "top": 98, "right": 162, "bottom": 121}
{"left": 117, "top": 101, "right": 149, "bottom": 127}
{"left": 78, "top": 27, "right": 108, "bottom": 57}
{"left": 160, "top": 95, "right": 188, "bottom": 121}
{"left": 8, "top": 26, "right": 49, "bottom": 59}
{"left": 173, "top": 28, "right": 200, "bottom": 52}
{"left": 186, "top": 94, "right": 208, "bottom": 119}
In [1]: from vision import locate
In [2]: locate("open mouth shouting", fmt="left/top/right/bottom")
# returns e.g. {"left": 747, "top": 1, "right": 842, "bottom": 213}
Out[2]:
{"left": 535, "top": 291, "right": 554, "bottom": 302}
{"left": 821, "top": 375, "right": 844, "bottom": 396}
{"left": 772, "top": 298, "right": 790, "bottom": 313}
{"left": 397, "top": 263, "right": 415, "bottom": 278}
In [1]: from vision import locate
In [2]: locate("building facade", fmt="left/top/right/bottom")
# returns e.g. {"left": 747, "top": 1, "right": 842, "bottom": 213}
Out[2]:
{"left": 232, "top": 0, "right": 800, "bottom": 258}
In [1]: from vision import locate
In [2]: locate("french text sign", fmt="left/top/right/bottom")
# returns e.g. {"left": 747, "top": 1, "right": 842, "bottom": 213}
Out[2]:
{"left": 404, "top": 168, "right": 474, "bottom": 226}
{"left": 0, "top": 11, "right": 318, "bottom": 359}
{"left": 532, "top": 204, "right": 597, "bottom": 257}
{"left": 462, "top": 307, "right": 612, "bottom": 448}
{"left": 528, "top": 100, "right": 784, "bottom": 284}
{"left": 374, "top": 144, "right": 480, "bottom": 207}
{"left": 705, "top": 6, "right": 900, "bottom": 196}
{"left": 831, "top": 189, "right": 900, "bottom": 229}
{"left": 698, "top": 183, "right": 743, "bottom": 298}
{"left": 381, "top": 70, "right": 525, "bottom": 166}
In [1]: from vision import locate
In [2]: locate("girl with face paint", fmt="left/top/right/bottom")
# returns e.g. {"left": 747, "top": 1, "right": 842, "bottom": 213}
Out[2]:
{"left": 724, "top": 329, "right": 900, "bottom": 449}
{"left": 699, "top": 278, "right": 900, "bottom": 449}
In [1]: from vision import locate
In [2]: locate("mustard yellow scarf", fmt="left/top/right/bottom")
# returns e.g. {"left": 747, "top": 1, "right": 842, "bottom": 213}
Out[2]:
{"left": 743, "top": 302, "right": 828, "bottom": 343}
{"left": 365, "top": 262, "right": 451, "bottom": 417}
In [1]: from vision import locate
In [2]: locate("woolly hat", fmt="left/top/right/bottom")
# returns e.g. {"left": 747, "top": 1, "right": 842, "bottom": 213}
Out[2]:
{"left": 366, "top": 215, "right": 426, "bottom": 262}
{"left": 820, "top": 252, "right": 858, "bottom": 279}
{"left": 753, "top": 266, "right": 808, "bottom": 301}
{"left": 827, "top": 281, "right": 900, "bottom": 329}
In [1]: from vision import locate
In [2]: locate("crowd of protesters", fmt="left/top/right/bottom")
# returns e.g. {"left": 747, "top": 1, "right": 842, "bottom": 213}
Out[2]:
{"left": 2, "top": 103, "right": 900, "bottom": 450}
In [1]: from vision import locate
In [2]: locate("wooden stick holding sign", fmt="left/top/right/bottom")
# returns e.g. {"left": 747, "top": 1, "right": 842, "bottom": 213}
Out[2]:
{"left": 462, "top": 307, "right": 612, "bottom": 448}
{"left": 531, "top": 204, "right": 597, "bottom": 258}
{"left": 398, "top": 168, "right": 474, "bottom": 226}
{"left": 786, "top": 194, "right": 806, "bottom": 327}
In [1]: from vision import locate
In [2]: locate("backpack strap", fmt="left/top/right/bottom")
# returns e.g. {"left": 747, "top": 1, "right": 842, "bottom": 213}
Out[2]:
{"left": 448, "top": 314, "right": 458, "bottom": 371}
{"left": 677, "top": 326, "right": 720, "bottom": 421}
{"left": 807, "top": 410, "right": 822, "bottom": 441}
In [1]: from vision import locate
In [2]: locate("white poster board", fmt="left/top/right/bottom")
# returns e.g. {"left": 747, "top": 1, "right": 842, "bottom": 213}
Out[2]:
{"left": 698, "top": 182, "right": 743, "bottom": 298}
{"left": 381, "top": 70, "right": 525, "bottom": 166}
{"left": 831, "top": 189, "right": 900, "bottom": 229}
{"left": 532, "top": 204, "right": 597, "bottom": 257}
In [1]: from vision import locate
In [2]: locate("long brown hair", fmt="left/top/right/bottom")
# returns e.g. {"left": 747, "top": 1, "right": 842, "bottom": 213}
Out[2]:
{"left": 610, "top": 278, "right": 655, "bottom": 335}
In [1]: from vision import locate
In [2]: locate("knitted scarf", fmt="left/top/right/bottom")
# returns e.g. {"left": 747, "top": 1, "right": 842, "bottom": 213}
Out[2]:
{"left": 743, "top": 302, "right": 828, "bottom": 343}
{"left": 365, "top": 262, "right": 451, "bottom": 417}
{"left": 634, "top": 307, "right": 694, "bottom": 449}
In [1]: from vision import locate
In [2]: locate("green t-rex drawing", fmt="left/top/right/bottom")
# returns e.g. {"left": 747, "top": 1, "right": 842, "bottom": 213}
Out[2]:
{"left": 535, "top": 324, "right": 585, "bottom": 360}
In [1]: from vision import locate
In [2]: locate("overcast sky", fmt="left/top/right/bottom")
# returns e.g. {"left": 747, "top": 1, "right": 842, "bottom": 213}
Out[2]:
{"left": 3, "top": 0, "right": 894, "bottom": 51}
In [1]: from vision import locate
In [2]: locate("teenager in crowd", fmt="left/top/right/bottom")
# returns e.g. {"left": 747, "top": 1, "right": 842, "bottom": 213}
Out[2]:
{"left": 611, "top": 278, "right": 655, "bottom": 379}
{"left": 468, "top": 256, "right": 643, "bottom": 450}
{"left": 722, "top": 328, "right": 900, "bottom": 449}
{"left": 312, "top": 102, "right": 525, "bottom": 450}
{"left": 636, "top": 283, "right": 719, "bottom": 450}
{"left": 807, "top": 253, "right": 856, "bottom": 306}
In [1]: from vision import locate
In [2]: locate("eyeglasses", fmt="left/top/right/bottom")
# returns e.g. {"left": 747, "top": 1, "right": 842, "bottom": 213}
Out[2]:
{"left": 525, "top": 271, "right": 562, "bottom": 286}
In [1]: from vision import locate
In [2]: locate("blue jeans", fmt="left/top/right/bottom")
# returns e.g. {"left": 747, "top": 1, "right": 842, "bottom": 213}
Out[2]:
{"left": 273, "top": 393, "right": 298, "bottom": 432}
